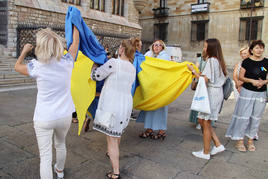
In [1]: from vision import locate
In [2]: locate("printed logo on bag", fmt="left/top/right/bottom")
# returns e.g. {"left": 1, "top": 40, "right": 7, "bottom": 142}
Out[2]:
{"left": 194, "top": 96, "right": 205, "bottom": 101}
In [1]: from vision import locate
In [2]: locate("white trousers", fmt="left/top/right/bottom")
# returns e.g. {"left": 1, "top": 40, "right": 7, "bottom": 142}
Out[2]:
{"left": 34, "top": 116, "right": 72, "bottom": 179}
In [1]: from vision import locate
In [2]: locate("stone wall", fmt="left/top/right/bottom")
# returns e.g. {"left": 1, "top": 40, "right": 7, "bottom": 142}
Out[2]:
{"left": 139, "top": 0, "right": 268, "bottom": 67}
{"left": 4, "top": 0, "right": 141, "bottom": 57}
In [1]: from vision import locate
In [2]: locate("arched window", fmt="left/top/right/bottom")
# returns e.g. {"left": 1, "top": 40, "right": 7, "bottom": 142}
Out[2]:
{"left": 112, "top": 0, "right": 124, "bottom": 16}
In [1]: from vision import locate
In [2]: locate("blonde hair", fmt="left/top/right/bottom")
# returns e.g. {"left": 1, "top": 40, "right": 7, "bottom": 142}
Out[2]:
{"left": 130, "top": 37, "right": 141, "bottom": 51}
{"left": 150, "top": 40, "right": 166, "bottom": 55}
{"left": 121, "top": 39, "right": 135, "bottom": 63}
{"left": 239, "top": 46, "right": 249, "bottom": 54}
{"left": 35, "top": 28, "right": 64, "bottom": 63}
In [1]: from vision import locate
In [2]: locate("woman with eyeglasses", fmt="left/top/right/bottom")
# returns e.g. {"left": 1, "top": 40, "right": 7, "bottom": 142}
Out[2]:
{"left": 137, "top": 40, "right": 171, "bottom": 140}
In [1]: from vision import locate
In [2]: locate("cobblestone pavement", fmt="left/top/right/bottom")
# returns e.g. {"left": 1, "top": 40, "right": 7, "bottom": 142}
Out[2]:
{"left": 0, "top": 88, "right": 268, "bottom": 179}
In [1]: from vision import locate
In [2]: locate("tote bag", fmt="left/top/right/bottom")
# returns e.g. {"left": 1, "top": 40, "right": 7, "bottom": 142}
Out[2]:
{"left": 190, "top": 77, "right": 211, "bottom": 114}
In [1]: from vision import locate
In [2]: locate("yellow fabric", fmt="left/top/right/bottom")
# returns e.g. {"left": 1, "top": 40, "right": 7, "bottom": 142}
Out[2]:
{"left": 69, "top": 51, "right": 197, "bottom": 135}
{"left": 133, "top": 56, "right": 198, "bottom": 111}
{"left": 69, "top": 51, "right": 96, "bottom": 135}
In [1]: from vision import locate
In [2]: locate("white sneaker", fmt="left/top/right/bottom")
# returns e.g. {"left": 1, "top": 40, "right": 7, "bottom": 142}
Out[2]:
{"left": 192, "top": 150, "right": 210, "bottom": 160}
{"left": 196, "top": 124, "right": 201, "bottom": 130}
{"left": 54, "top": 164, "right": 64, "bottom": 179}
{"left": 210, "top": 145, "right": 225, "bottom": 155}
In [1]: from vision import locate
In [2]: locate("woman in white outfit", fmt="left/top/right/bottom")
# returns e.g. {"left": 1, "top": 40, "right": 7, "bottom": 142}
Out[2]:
{"left": 14, "top": 27, "right": 79, "bottom": 179}
{"left": 91, "top": 39, "right": 136, "bottom": 179}
{"left": 188, "top": 38, "right": 227, "bottom": 160}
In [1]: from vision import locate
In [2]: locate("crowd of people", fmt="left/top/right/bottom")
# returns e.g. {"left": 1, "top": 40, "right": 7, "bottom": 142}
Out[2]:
{"left": 14, "top": 23, "right": 267, "bottom": 178}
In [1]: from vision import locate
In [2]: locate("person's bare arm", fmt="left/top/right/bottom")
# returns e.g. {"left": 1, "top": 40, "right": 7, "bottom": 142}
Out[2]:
{"left": 233, "top": 63, "right": 239, "bottom": 89}
{"left": 14, "top": 43, "right": 33, "bottom": 76}
{"left": 68, "top": 26, "right": 79, "bottom": 61}
{"left": 239, "top": 67, "right": 260, "bottom": 87}
{"left": 187, "top": 64, "right": 209, "bottom": 83}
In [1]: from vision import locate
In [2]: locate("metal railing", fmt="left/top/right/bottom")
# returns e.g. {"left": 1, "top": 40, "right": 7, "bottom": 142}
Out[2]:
{"left": 16, "top": 24, "right": 131, "bottom": 59}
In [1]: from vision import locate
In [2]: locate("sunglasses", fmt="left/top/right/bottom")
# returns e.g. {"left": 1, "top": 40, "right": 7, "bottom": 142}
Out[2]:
{"left": 154, "top": 44, "right": 163, "bottom": 47}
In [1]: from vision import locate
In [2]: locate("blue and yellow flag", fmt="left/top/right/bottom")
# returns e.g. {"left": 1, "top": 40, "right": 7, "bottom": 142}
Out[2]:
{"left": 65, "top": 6, "right": 198, "bottom": 135}
{"left": 70, "top": 51, "right": 198, "bottom": 135}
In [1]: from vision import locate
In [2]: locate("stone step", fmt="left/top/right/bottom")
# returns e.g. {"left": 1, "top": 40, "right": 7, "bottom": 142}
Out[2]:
{"left": 0, "top": 77, "right": 35, "bottom": 85}
{"left": 0, "top": 67, "right": 15, "bottom": 71}
{"left": 0, "top": 72, "right": 26, "bottom": 79}
{"left": 0, "top": 83, "right": 36, "bottom": 92}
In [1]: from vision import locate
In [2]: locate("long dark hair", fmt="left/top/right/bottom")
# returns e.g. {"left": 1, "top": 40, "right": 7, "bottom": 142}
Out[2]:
{"left": 205, "top": 38, "right": 227, "bottom": 76}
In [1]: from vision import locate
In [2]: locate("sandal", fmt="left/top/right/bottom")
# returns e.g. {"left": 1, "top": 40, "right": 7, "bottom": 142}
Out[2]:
{"left": 139, "top": 129, "right": 153, "bottom": 138}
{"left": 72, "top": 118, "right": 78, "bottom": 123}
{"left": 105, "top": 152, "right": 110, "bottom": 159}
{"left": 83, "top": 117, "right": 91, "bottom": 132}
{"left": 235, "top": 140, "right": 246, "bottom": 152}
{"left": 247, "top": 139, "right": 256, "bottom": 152}
{"left": 106, "top": 171, "right": 120, "bottom": 179}
{"left": 151, "top": 131, "right": 166, "bottom": 140}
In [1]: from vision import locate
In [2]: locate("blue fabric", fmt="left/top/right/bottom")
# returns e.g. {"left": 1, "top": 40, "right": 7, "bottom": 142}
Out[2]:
{"left": 65, "top": 6, "right": 107, "bottom": 64}
{"left": 137, "top": 106, "right": 168, "bottom": 130}
{"left": 131, "top": 51, "right": 146, "bottom": 96}
{"left": 88, "top": 97, "right": 99, "bottom": 119}
{"left": 157, "top": 50, "right": 170, "bottom": 61}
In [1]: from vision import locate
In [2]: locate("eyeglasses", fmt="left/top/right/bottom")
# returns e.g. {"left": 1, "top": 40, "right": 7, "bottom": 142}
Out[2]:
{"left": 154, "top": 44, "right": 163, "bottom": 47}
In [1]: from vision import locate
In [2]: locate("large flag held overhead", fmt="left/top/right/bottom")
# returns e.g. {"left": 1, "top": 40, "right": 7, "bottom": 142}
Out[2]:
{"left": 66, "top": 6, "right": 198, "bottom": 135}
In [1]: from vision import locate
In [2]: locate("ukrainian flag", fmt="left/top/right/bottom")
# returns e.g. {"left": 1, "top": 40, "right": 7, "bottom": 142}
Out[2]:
{"left": 66, "top": 6, "right": 198, "bottom": 135}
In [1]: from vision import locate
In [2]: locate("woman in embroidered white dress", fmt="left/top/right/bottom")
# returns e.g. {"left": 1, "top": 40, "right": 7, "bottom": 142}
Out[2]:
{"left": 91, "top": 39, "right": 136, "bottom": 179}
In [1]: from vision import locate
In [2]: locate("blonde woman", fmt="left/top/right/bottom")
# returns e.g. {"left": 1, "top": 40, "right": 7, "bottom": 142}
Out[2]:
{"left": 14, "top": 27, "right": 79, "bottom": 179}
{"left": 137, "top": 40, "right": 171, "bottom": 140}
{"left": 233, "top": 46, "right": 250, "bottom": 100}
{"left": 91, "top": 39, "right": 136, "bottom": 179}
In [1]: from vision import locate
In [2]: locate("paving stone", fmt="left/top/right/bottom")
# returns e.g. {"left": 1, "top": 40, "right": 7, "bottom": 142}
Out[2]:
{"left": 0, "top": 140, "right": 33, "bottom": 168}
{"left": 1, "top": 88, "right": 268, "bottom": 178}
{"left": 2, "top": 158, "right": 40, "bottom": 179}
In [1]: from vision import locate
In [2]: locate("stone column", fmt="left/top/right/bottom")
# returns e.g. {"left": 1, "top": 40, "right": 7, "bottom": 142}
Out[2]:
{"left": 7, "top": 0, "right": 18, "bottom": 57}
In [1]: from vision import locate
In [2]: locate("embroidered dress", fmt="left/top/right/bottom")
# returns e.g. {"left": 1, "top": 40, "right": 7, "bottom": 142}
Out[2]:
{"left": 197, "top": 57, "right": 226, "bottom": 121}
{"left": 137, "top": 50, "right": 170, "bottom": 130}
{"left": 226, "top": 57, "right": 268, "bottom": 140}
{"left": 91, "top": 58, "right": 136, "bottom": 137}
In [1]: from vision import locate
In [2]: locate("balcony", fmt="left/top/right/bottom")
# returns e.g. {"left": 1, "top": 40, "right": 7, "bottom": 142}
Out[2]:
{"left": 240, "top": 0, "right": 264, "bottom": 9}
{"left": 191, "top": 2, "right": 210, "bottom": 14}
{"left": 153, "top": 7, "right": 169, "bottom": 18}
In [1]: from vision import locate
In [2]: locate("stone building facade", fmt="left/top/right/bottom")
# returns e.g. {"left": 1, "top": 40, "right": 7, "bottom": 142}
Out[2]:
{"left": 0, "top": 0, "right": 141, "bottom": 57}
{"left": 138, "top": 0, "right": 268, "bottom": 67}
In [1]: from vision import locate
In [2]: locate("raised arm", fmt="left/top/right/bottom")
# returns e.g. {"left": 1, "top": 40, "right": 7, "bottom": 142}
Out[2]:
{"left": 14, "top": 43, "right": 33, "bottom": 76}
{"left": 68, "top": 26, "right": 79, "bottom": 61}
